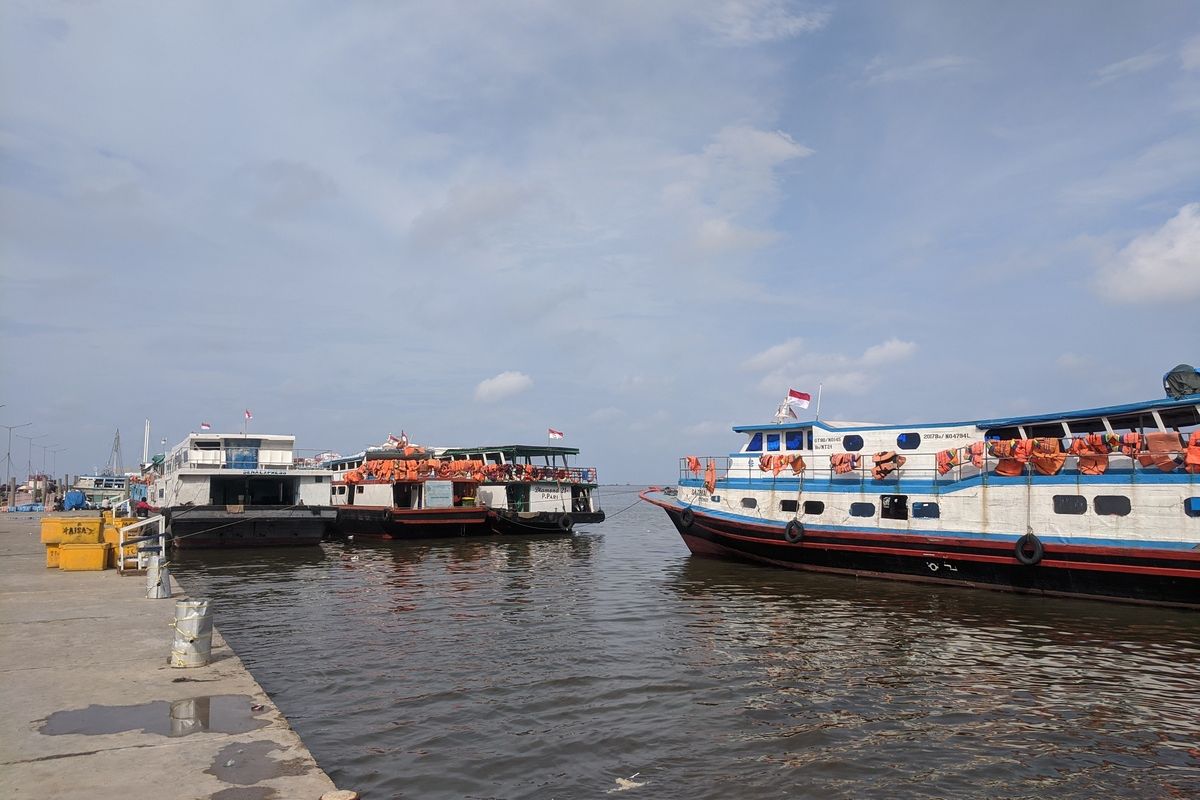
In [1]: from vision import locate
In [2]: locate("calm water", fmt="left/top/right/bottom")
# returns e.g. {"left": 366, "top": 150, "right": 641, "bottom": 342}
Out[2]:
{"left": 172, "top": 489, "right": 1200, "bottom": 799}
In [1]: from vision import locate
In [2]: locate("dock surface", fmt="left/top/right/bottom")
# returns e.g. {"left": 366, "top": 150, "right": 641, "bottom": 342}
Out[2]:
{"left": 0, "top": 514, "right": 340, "bottom": 800}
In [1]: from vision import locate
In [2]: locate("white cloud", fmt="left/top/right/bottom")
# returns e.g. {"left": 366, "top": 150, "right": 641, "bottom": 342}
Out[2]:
{"left": 702, "top": 1, "right": 830, "bottom": 46}
{"left": 1097, "top": 203, "right": 1200, "bottom": 303}
{"left": 861, "top": 338, "right": 917, "bottom": 366}
{"left": 693, "top": 217, "right": 778, "bottom": 254}
{"left": 1093, "top": 48, "right": 1169, "bottom": 86}
{"left": 743, "top": 338, "right": 804, "bottom": 371}
{"left": 684, "top": 420, "right": 732, "bottom": 436}
{"left": 1182, "top": 34, "right": 1200, "bottom": 70}
{"left": 745, "top": 337, "right": 918, "bottom": 397}
{"left": 862, "top": 55, "right": 971, "bottom": 86}
{"left": 474, "top": 371, "right": 534, "bottom": 402}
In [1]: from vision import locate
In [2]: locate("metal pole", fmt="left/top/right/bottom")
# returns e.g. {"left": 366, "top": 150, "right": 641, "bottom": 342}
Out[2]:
{"left": 2, "top": 422, "right": 32, "bottom": 488}
{"left": 815, "top": 383, "right": 823, "bottom": 421}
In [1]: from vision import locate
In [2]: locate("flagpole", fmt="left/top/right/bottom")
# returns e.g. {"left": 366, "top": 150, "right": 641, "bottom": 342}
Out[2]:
{"left": 815, "top": 383, "right": 823, "bottom": 421}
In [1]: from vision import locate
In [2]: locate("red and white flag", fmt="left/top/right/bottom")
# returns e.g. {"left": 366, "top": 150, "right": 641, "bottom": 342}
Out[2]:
{"left": 548, "top": 428, "right": 564, "bottom": 439}
{"left": 244, "top": 409, "right": 253, "bottom": 421}
{"left": 200, "top": 422, "right": 212, "bottom": 430}
{"left": 786, "top": 389, "right": 811, "bottom": 409}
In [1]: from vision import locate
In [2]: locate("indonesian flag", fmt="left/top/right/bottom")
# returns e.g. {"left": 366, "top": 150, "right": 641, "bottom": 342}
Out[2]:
{"left": 548, "top": 428, "right": 564, "bottom": 439}
{"left": 244, "top": 409, "right": 253, "bottom": 420}
{"left": 787, "top": 389, "right": 811, "bottom": 409}
{"left": 200, "top": 422, "right": 212, "bottom": 430}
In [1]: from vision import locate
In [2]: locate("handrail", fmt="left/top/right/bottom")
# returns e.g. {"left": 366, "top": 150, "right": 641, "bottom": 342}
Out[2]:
{"left": 117, "top": 514, "right": 167, "bottom": 574}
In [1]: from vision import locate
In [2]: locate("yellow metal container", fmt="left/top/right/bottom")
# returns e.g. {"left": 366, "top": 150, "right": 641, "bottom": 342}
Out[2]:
{"left": 45, "top": 544, "right": 60, "bottom": 568}
{"left": 40, "top": 516, "right": 103, "bottom": 544}
{"left": 101, "top": 526, "right": 139, "bottom": 568}
{"left": 59, "top": 543, "right": 112, "bottom": 571}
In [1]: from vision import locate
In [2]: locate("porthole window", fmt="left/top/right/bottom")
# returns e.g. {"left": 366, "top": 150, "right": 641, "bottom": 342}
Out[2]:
{"left": 780, "top": 499, "right": 798, "bottom": 513}
{"left": 912, "top": 501, "right": 939, "bottom": 518}
{"left": 1053, "top": 495, "right": 1087, "bottom": 515}
{"left": 740, "top": 497, "right": 757, "bottom": 509}
{"left": 785, "top": 431, "right": 803, "bottom": 450}
{"left": 747, "top": 433, "right": 763, "bottom": 451}
{"left": 880, "top": 495, "right": 909, "bottom": 520}
{"left": 843, "top": 435, "right": 864, "bottom": 452}
{"left": 849, "top": 502, "right": 875, "bottom": 517}
{"left": 1094, "top": 495, "right": 1131, "bottom": 516}
{"left": 766, "top": 434, "right": 781, "bottom": 452}
{"left": 710, "top": 495, "right": 720, "bottom": 502}
{"left": 897, "top": 432, "right": 921, "bottom": 450}
{"left": 1186, "top": 497, "right": 1200, "bottom": 517}
{"left": 803, "top": 500, "right": 825, "bottom": 515}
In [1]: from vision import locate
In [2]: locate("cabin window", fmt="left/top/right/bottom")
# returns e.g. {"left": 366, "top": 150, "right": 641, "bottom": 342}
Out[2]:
{"left": 158, "top": 488, "right": 164, "bottom": 499}
{"left": 314, "top": 476, "right": 324, "bottom": 483}
{"left": 740, "top": 497, "right": 757, "bottom": 509}
{"left": 747, "top": 433, "right": 763, "bottom": 451}
{"left": 337, "top": 486, "right": 346, "bottom": 495}
{"left": 710, "top": 495, "right": 720, "bottom": 502}
{"left": 912, "top": 501, "right": 939, "bottom": 519}
{"left": 766, "top": 434, "right": 780, "bottom": 452}
{"left": 897, "top": 433, "right": 921, "bottom": 450}
{"left": 355, "top": 485, "right": 364, "bottom": 494}
{"left": 785, "top": 431, "right": 803, "bottom": 450}
{"left": 880, "top": 495, "right": 908, "bottom": 520}
{"left": 486, "top": 453, "right": 503, "bottom": 465}
{"left": 843, "top": 435, "right": 864, "bottom": 452}
{"left": 1185, "top": 498, "right": 1200, "bottom": 517}
{"left": 1094, "top": 495, "right": 1131, "bottom": 516}
{"left": 849, "top": 502, "right": 875, "bottom": 517}
{"left": 194, "top": 440, "right": 220, "bottom": 450}
{"left": 780, "top": 499, "right": 798, "bottom": 513}
{"left": 1053, "top": 495, "right": 1087, "bottom": 515}
{"left": 803, "top": 500, "right": 825, "bottom": 515}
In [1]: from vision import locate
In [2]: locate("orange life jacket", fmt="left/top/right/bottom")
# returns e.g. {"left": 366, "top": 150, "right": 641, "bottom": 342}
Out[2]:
{"left": 1186, "top": 430, "right": 1200, "bottom": 474}
{"left": 936, "top": 449, "right": 962, "bottom": 475}
{"left": 967, "top": 442, "right": 985, "bottom": 468}
{"left": 871, "top": 451, "right": 906, "bottom": 479}
{"left": 704, "top": 460, "right": 717, "bottom": 493}
{"left": 1119, "top": 432, "right": 1142, "bottom": 457}
{"left": 829, "top": 453, "right": 859, "bottom": 474}
{"left": 1030, "top": 437, "right": 1066, "bottom": 476}
{"left": 1068, "top": 436, "right": 1109, "bottom": 475}
{"left": 758, "top": 454, "right": 773, "bottom": 472}
{"left": 790, "top": 455, "right": 806, "bottom": 474}
{"left": 686, "top": 456, "right": 702, "bottom": 475}
{"left": 1138, "top": 432, "right": 1183, "bottom": 473}
{"left": 988, "top": 439, "right": 1030, "bottom": 477}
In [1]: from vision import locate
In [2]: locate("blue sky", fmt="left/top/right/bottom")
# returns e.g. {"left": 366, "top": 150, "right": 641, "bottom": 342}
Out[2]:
{"left": 2, "top": 1, "right": 1198, "bottom": 484}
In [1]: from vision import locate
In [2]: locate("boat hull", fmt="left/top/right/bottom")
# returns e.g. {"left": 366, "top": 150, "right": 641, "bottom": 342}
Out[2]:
{"left": 488, "top": 510, "right": 606, "bottom": 535}
{"left": 643, "top": 491, "right": 1200, "bottom": 609}
{"left": 335, "top": 506, "right": 490, "bottom": 539}
{"left": 169, "top": 505, "right": 333, "bottom": 548}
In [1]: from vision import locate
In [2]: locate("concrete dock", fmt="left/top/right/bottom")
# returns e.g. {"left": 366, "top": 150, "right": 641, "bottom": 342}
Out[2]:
{"left": 0, "top": 514, "right": 345, "bottom": 800}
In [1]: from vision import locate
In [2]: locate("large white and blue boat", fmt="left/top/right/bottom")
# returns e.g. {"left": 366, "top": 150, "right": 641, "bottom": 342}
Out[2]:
{"left": 642, "top": 393, "right": 1200, "bottom": 608}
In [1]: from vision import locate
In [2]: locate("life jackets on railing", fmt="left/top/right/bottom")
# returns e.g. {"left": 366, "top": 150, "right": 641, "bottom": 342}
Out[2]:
{"left": 966, "top": 442, "right": 985, "bottom": 468}
{"left": 988, "top": 439, "right": 1032, "bottom": 477}
{"left": 871, "top": 451, "right": 906, "bottom": 479}
{"left": 789, "top": 455, "right": 806, "bottom": 475}
{"left": 936, "top": 448, "right": 962, "bottom": 475}
{"left": 1186, "top": 431, "right": 1200, "bottom": 474}
{"left": 704, "top": 459, "right": 717, "bottom": 493}
{"left": 1119, "top": 433, "right": 1142, "bottom": 457}
{"left": 758, "top": 454, "right": 804, "bottom": 475}
{"left": 1068, "top": 435, "right": 1110, "bottom": 475}
{"left": 758, "top": 454, "right": 773, "bottom": 472}
{"left": 686, "top": 456, "right": 702, "bottom": 475}
{"left": 830, "top": 453, "right": 859, "bottom": 474}
{"left": 1030, "top": 437, "right": 1066, "bottom": 476}
{"left": 1138, "top": 432, "right": 1183, "bottom": 473}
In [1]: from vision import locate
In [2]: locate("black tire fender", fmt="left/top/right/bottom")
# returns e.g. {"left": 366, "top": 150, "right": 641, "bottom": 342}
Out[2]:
{"left": 1014, "top": 532, "right": 1044, "bottom": 566}
{"left": 557, "top": 513, "right": 574, "bottom": 532}
{"left": 680, "top": 507, "right": 695, "bottom": 528}
{"left": 784, "top": 519, "right": 804, "bottom": 544}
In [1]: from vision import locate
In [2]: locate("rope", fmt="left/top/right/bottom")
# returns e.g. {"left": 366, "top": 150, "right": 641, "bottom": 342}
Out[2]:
{"left": 591, "top": 496, "right": 643, "bottom": 522}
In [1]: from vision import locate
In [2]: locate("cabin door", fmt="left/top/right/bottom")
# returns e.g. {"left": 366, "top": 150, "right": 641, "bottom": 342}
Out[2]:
{"left": 506, "top": 484, "right": 530, "bottom": 512}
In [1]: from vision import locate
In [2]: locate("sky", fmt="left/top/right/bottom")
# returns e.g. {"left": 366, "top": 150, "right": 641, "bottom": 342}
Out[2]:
{"left": 2, "top": 1, "right": 1199, "bottom": 485}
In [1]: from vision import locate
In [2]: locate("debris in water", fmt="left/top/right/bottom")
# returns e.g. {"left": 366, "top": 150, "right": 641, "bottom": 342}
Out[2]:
{"left": 224, "top": 760, "right": 236, "bottom": 767}
{"left": 250, "top": 704, "right": 264, "bottom": 711}
{"left": 350, "top": 556, "right": 359, "bottom": 562}
{"left": 607, "top": 773, "right": 645, "bottom": 793}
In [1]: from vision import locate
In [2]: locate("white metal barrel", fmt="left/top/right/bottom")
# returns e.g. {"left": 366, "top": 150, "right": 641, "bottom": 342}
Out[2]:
{"left": 170, "top": 599, "right": 214, "bottom": 668}
{"left": 146, "top": 555, "right": 173, "bottom": 599}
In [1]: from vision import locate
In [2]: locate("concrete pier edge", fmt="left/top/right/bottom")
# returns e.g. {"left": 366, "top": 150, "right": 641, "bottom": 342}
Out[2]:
{"left": 0, "top": 514, "right": 346, "bottom": 800}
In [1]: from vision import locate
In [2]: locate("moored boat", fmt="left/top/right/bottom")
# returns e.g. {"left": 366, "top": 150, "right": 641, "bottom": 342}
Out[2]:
{"left": 642, "top": 393, "right": 1200, "bottom": 608}
{"left": 152, "top": 433, "right": 335, "bottom": 548}
{"left": 438, "top": 444, "right": 605, "bottom": 534}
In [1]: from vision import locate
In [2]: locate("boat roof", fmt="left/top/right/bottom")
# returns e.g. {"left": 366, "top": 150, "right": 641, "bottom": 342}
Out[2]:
{"left": 731, "top": 394, "right": 1200, "bottom": 434}
{"left": 438, "top": 444, "right": 581, "bottom": 457}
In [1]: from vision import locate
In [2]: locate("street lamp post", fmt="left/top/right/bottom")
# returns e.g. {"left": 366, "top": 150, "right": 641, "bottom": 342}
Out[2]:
{"left": 1, "top": 421, "right": 32, "bottom": 489}
{"left": 16, "top": 433, "right": 47, "bottom": 483}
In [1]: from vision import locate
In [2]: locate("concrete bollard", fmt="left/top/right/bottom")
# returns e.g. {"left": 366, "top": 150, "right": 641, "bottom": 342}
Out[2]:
{"left": 170, "top": 599, "right": 213, "bottom": 668}
{"left": 146, "top": 555, "right": 173, "bottom": 599}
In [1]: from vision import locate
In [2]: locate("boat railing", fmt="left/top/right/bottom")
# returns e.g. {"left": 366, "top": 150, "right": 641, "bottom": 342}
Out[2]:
{"left": 677, "top": 444, "right": 1196, "bottom": 488}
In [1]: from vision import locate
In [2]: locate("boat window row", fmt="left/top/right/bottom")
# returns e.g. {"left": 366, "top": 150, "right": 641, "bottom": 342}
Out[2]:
{"left": 841, "top": 434, "right": 922, "bottom": 452}
{"left": 1052, "top": 495, "right": 1133, "bottom": 516}
{"left": 767, "top": 493, "right": 1198, "bottom": 520}
{"left": 746, "top": 431, "right": 926, "bottom": 453}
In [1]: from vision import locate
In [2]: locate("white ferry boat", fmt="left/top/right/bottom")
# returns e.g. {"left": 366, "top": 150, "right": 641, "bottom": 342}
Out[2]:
{"left": 72, "top": 474, "right": 129, "bottom": 508}
{"left": 642, "top": 394, "right": 1200, "bottom": 608}
{"left": 151, "top": 433, "right": 335, "bottom": 548}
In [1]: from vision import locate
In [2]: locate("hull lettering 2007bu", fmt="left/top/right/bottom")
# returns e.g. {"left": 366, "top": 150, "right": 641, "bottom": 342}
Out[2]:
{"left": 642, "top": 390, "right": 1200, "bottom": 608}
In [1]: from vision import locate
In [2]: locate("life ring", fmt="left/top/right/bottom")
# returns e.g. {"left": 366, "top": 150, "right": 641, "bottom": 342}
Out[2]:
{"left": 680, "top": 507, "right": 695, "bottom": 528}
{"left": 784, "top": 519, "right": 804, "bottom": 544}
{"left": 1014, "top": 532, "right": 1044, "bottom": 566}
{"left": 557, "top": 514, "right": 574, "bottom": 532}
